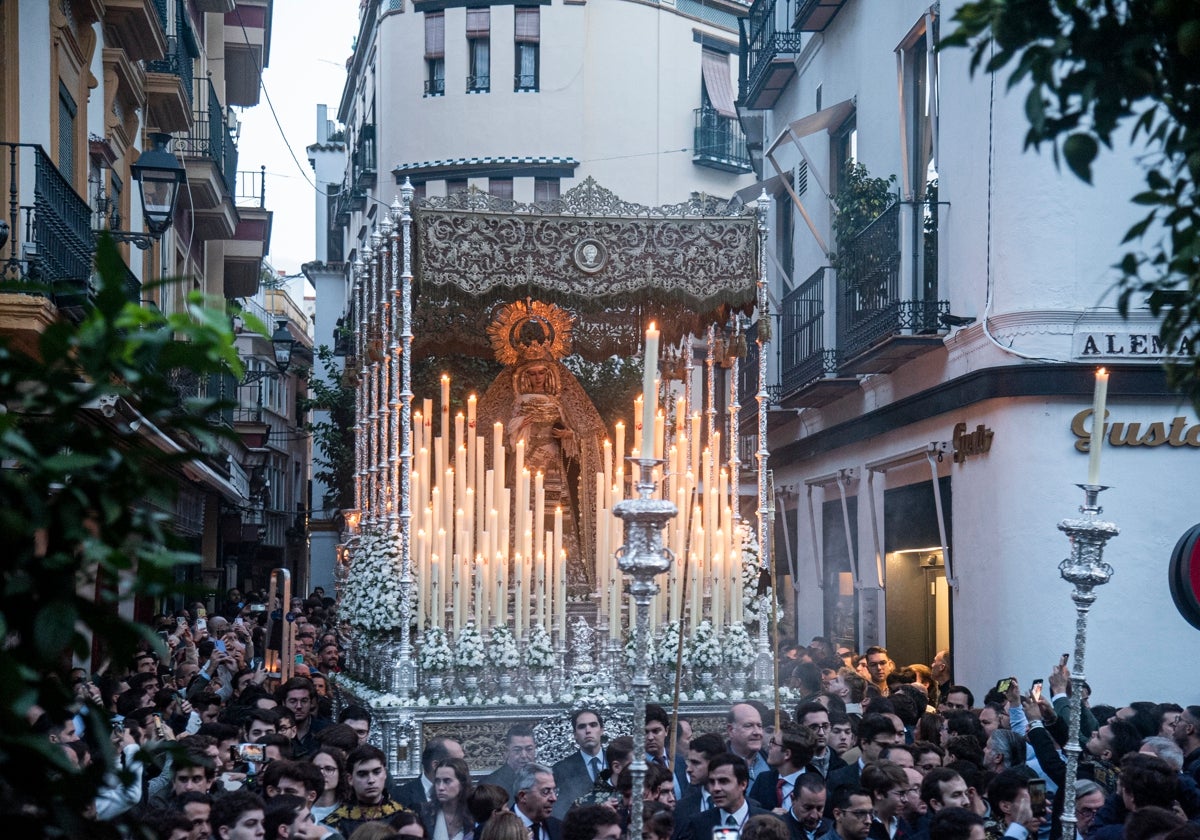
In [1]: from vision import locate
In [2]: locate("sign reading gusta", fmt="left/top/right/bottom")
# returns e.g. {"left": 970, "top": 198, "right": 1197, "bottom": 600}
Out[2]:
{"left": 1070, "top": 409, "right": 1200, "bottom": 450}
{"left": 1073, "top": 330, "right": 1195, "bottom": 359}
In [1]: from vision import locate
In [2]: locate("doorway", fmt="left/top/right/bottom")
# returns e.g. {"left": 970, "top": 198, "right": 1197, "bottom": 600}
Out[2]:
{"left": 884, "top": 549, "right": 948, "bottom": 669}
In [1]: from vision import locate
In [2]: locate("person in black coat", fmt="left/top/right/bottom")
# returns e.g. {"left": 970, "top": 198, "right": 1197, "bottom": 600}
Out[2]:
{"left": 676, "top": 753, "right": 784, "bottom": 840}
{"left": 783, "top": 774, "right": 833, "bottom": 840}
{"left": 515, "top": 763, "right": 564, "bottom": 840}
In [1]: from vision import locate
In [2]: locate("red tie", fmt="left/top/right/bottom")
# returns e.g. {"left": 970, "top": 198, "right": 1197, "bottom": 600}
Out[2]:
{"left": 776, "top": 777, "right": 786, "bottom": 807}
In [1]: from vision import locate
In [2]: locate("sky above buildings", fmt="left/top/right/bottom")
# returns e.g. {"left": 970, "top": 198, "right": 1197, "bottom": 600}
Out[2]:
{"left": 236, "top": 0, "right": 359, "bottom": 276}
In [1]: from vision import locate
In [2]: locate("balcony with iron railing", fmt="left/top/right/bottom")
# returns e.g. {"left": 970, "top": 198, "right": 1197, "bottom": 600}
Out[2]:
{"left": 352, "top": 123, "right": 376, "bottom": 189}
{"left": 694, "top": 107, "right": 753, "bottom": 173}
{"left": 175, "top": 78, "right": 239, "bottom": 237}
{"left": 778, "top": 267, "right": 858, "bottom": 406}
{"left": 740, "top": 0, "right": 805, "bottom": 110}
{"left": 835, "top": 200, "right": 948, "bottom": 375}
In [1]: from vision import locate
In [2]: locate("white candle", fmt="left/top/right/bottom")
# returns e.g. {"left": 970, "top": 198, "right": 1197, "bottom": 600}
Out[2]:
{"left": 1088, "top": 368, "right": 1109, "bottom": 485}
{"left": 642, "top": 323, "right": 659, "bottom": 454}
{"left": 431, "top": 553, "right": 441, "bottom": 628}
{"left": 615, "top": 422, "right": 625, "bottom": 475}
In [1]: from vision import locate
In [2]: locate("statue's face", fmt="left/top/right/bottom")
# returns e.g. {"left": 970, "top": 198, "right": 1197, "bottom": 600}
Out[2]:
{"left": 525, "top": 366, "right": 549, "bottom": 391}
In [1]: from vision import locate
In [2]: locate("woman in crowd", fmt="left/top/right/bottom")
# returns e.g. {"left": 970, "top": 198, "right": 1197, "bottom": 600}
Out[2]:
{"left": 422, "top": 757, "right": 474, "bottom": 840}
{"left": 310, "top": 746, "right": 348, "bottom": 825}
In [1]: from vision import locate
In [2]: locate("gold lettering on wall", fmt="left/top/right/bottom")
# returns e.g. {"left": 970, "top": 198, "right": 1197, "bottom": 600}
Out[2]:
{"left": 953, "top": 422, "right": 995, "bottom": 463}
{"left": 1070, "top": 409, "right": 1200, "bottom": 452}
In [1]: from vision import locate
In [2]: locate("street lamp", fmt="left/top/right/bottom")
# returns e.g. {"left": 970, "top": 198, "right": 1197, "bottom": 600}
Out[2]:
{"left": 99, "top": 132, "right": 186, "bottom": 249}
{"left": 241, "top": 320, "right": 297, "bottom": 384}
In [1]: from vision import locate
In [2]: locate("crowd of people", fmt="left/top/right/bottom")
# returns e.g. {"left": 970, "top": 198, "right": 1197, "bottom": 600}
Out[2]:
{"left": 34, "top": 591, "right": 1200, "bottom": 840}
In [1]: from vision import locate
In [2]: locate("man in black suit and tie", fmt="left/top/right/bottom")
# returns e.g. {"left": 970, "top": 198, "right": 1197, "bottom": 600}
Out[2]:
{"left": 553, "top": 708, "right": 606, "bottom": 819}
{"left": 485, "top": 724, "right": 539, "bottom": 803}
{"left": 515, "top": 763, "right": 563, "bottom": 840}
{"left": 674, "top": 733, "right": 727, "bottom": 830}
{"left": 748, "top": 723, "right": 817, "bottom": 811}
{"left": 795, "top": 702, "right": 848, "bottom": 781}
{"left": 825, "top": 715, "right": 903, "bottom": 808}
{"left": 391, "top": 736, "right": 465, "bottom": 808}
{"left": 783, "top": 774, "right": 832, "bottom": 840}
{"left": 676, "top": 752, "right": 783, "bottom": 840}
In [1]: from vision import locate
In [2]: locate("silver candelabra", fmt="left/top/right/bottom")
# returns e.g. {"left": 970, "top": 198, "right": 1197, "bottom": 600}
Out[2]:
{"left": 612, "top": 456, "right": 677, "bottom": 840}
{"left": 1057, "top": 484, "right": 1118, "bottom": 839}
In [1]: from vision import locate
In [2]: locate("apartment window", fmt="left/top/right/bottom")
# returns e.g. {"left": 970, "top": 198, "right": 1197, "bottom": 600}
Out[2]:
{"left": 446, "top": 178, "right": 468, "bottom": 196}
{"left": 514, "top": 6, "right": 540, "bottom": 91}
{"left": 466, "top": 8, "right": 490, "bottom": 93}
{"left": 831, "top": 114, "right": 857, "bottom": 193}
{"left": 58, "top": 82, "right": 77, "bottom": 179}
{"left": 413, "top": 182, "right": 426, "bottom": 201}
{"left": 534, "top": 177, "right": 560, "bottom": 203}
{"left": 488, "top": 177, "right": 513, "bottom": 200}
{"left": 424, "top": 12, "right": 445, "bottom": 96}
{"left": 898, "top": 14, "right": 938, "bottom": 199}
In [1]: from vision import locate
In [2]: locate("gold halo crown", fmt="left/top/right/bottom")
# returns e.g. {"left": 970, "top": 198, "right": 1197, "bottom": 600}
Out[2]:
{"left": 487, "top": 299, "right": 574, "bottom": 367}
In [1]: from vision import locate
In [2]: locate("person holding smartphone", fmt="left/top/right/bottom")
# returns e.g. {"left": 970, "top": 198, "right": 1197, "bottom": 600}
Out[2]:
{"left": 981, "top": 770, "right": 1041, "bottom": 840}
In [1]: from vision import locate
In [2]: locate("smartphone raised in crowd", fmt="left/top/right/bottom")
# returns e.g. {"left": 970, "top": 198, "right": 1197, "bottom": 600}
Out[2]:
{"left": 1028, "top": 778, "right": 1047, "bottom": 817}
{"left": 1030, "top": 678, "right": 1044, "bottom": 701}
{"left": 215, "top": 639, "right": 227, "bottom": 654}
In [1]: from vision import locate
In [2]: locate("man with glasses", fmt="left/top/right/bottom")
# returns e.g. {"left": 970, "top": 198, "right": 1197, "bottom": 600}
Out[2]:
{"left": 485, "top": 724, "right": 540, "bottom": 801}
{"left": 749, "top": 723, "right": 817, "bottom": 811}
{"left": 1171, "top": 705, "right": 1200, "bottom": 784}
{"left": 796, "top": 701, "right": 847, "bottom": 780}
{"left": 863, "top": 648, "right": 893, "bottom": 698}
{"left": 861, "top": 762, "right": 914, "bottom": 840}
{"left": 912, "top": 743, "right": 945, "bottom": 777}
{"left": 827, "top": 716, "right": 904, "bottom": 804}
{"left": 515, "top": 763, "right": 562, "bottom": 840}
{"left": 1070, "top": 780, "right": 1106, "bottom": 840}
{"left": 819, "top": 786, "right": 875, "bottom": 840}
{"left": 897, "top": 768, "right": 926, "bottom": 830}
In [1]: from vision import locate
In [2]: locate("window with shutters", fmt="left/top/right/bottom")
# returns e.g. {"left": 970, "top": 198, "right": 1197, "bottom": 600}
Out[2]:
{"left": 466, "top": 8, "right": 490, "bottom": 93}
{"left": 424, "top": 12, "right": 445, "bottom": 96}
{"left": 534, "top": 177, "right": 559, "bottom": 204}
{"left": 58, "top": 82, "right": 77, "bottom": 179}
{"left": 693, "top": 48, "right": 751, "bottom": 172}
{"left": 488, "top": 177, "right": 513, "bottom": 200}
{"left": 514, "top": 6, "right": 539, "bottom": 91}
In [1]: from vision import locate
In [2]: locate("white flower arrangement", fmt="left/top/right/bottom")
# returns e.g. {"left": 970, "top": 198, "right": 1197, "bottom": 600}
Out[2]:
{"left": 339, "top": 530, "right": 405, "bottom": 635}
{"left": 418, "top": 626, "right": 453, "bottom": 672}
{"left": 686, "top": 621, "right": 723, "bottom": 670}
{"left": 524, "top": 624, "right": 555, "bottom": 671}
{"left": 329, "top": 674, "right": 405, "bottom": 709}
{"left": 655, "top": 621, "right": 683, "bottom": 667}
{"left": 623, "top": 626, "right": 656, "bottom": 669}
{"left": 740, "top": 531, "right": 781, "bottom": 628}
{"left": 724, "top": 622, "right": 757, "bottom": 669}
{"left": 486, "top": 626, "right": 521, "bottom": 669}
{"left": 454, "top": 622, "right": 486, "bottom": 670}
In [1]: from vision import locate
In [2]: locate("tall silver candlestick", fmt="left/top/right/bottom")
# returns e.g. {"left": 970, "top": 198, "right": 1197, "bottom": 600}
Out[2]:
{"left": 612, "top": 456, "right": 677, "bottom": 840}
{"left": 392, "top": 181, "right": 417, "bottom": 699}
{"left": 1057, "top": 484, "right": 1117, "bottom": 839}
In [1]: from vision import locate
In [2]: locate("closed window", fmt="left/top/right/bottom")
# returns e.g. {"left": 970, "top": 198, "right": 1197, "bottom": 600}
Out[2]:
{"left": 488, "top": 177, "right": 513, "bottom": 200}
{"left": 514, "top": 6, "right": 539, "bottom": 91}
{"left": 534, "top": 177, "right": 559, "bottom": 203}
{"left": 424, "top": 12, "right": 445, "bottom": 95}
{"left": 58, "top": 82, "right": 77, "bottom": 179}
{"left": 467, "top": 8, "right": 490, "bottom": 92}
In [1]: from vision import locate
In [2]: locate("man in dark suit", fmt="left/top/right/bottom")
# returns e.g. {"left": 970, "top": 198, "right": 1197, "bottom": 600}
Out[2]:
{"left": 484, "top": 724, "right": 539, "bottom": 802}
{"left": 795, "top": 702, "right": 848, "bottom": 780}
{"left": 674, "top": 733, "right": 727, "bottom": 830}
{"left": 391, "top": 736, "right": 464, "bottom": 808}
{"left": 826, "top": 715, "right": 904, "bottom": 814}
{"left": 553, "top": 708, "right": 606, "bottom": 819}
{"left": 817, "top": 786, "right": 875, "bottom": 840}
{"left": 676, "top": 752, "right": 783, "bottom": 840}
{"left": 515, "top": 763, "right": 563, "bottom": 840}
{"left": 783, "top": 774, "right": 832, "bottom": 840}
{"left": 861, "top": 762, "right": 914, "bottom": 840}
{"left": 748, "top": 723, "right": 818, "bottom": 811}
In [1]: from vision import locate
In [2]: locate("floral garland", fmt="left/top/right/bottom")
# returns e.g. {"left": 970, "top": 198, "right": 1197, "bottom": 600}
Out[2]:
{"left": 339, "top": 530, "right": 404, "bottom": 635}
{"left": 724, "top": 622, "right": 756, "bottom": 669}
{"left": 686, "top": 621, "right": 722, "bottom": 670}
{"left": 524, "top": 624, "right": 555, "bottom": 671}
{"left": 486, "top": 626, "right": 520, "bottom": 669}
{"left": 418, "top": 626, "right": 453, "bottom": 672}
{"left": 454, "top": 622, "right": 486, "bottom": 670}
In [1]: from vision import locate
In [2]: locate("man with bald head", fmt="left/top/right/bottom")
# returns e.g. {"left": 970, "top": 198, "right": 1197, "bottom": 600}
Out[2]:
{"left": 727, "top": 702, "right": 769, "bottom": 783}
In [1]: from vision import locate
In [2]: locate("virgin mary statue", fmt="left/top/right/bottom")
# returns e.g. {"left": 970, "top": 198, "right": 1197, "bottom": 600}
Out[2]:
{"left": 476, "top": 300, "right": 606, "bottom": 591}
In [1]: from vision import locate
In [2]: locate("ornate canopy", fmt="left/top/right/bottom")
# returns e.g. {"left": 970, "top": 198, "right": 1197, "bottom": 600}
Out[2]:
{"left": 412, "top": 178, "right": 760, "bottom": 361}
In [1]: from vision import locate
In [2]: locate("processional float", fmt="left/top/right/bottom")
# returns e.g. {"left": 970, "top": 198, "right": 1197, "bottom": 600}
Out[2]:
{"left": 332, "top": 179, "right": 783, "bottom": 788}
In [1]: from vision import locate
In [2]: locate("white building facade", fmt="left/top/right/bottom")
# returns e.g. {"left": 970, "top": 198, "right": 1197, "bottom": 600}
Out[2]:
{"left": 741, "top": 0, "right": 1200, "bottom": 702}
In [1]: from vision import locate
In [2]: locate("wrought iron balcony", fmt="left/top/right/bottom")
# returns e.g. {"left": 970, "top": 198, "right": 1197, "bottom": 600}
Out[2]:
{"left": 778, "top": 267, "right": 859, "bottom": 406}
{"left": 466, "top": 74, "right": 490, "bottom": 93}
{"left": 352, "top": 123, "right": 376, "bottom": 189}
{"left": 425, "top": 77, "right": 445, "bottom": 96}
{"left": 740, "top": 0, "right": 805, "bottom": 110}
{"left": 514, "top": 73, "right": 537, "bottom": 92}
{"left": 2, "top": 142, "right": 94, "bottom": 299}
{"left": 145, "top": 34, "right": 195, "bottom": 109}
{"left": 836, "top": 201, "right": 948, "bottom": 373}
{"left": 176, "top": 78, "right": 238, "bottom": 200}
{"left": 693, "top": 107, "right": 753, "bottom": 173}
